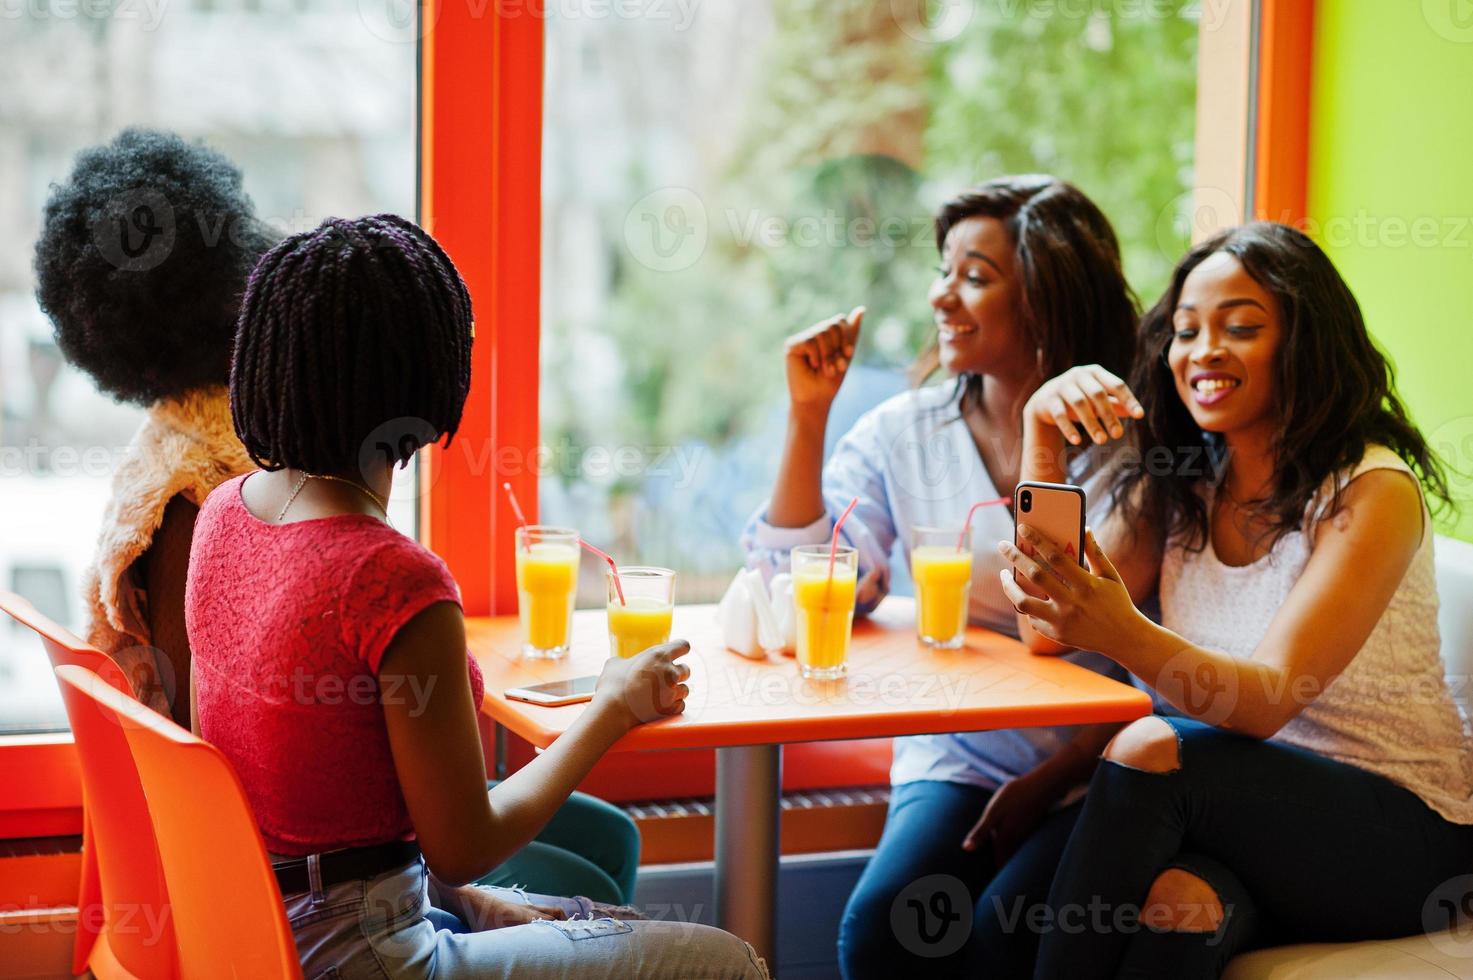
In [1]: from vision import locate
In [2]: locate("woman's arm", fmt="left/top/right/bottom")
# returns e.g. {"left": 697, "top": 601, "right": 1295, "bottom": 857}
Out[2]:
{"left": 961, "top": 722, "right": 1123, "bottom": 859}
{"left": 1000, "top": 469, "right": 1424, "bottom": 738}
{"left": 767, "top": 308, "right": 863, "bottom": 527}
{"left": 1015, "top": 367, "right": 1159, "bottom": 651}
{"left": 745, "top": 309, "right": 900, "bottom": 615}
{"left": 141, "top": 494, "right": 199, "bottom": 728}
{"left": 379, "top": 603, "right": 689, "bottom": 885}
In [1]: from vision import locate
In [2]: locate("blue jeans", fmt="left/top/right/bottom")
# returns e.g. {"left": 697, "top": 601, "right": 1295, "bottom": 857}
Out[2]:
{"left": 839, "top": 780, "right": 1081, "bottom": 979}
{"left": 477, "top": 784, "right": 639, "bottom": 905}
{"left": 1038, "top": 717, "right": 1473, "bottom": 979}
{"left": 285, "top": 856, "right": 768, "bottom": 979}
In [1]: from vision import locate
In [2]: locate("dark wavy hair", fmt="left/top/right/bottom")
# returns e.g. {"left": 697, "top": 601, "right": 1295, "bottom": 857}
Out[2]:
{"left": 914, "top": 175, "right": 1139, "bottom": 397}
{"left": 230, "top": 214, "right": 473, "bottom": 475}
{"left": 1112, "top": 221, "right": 1451, "bottom": 551}
{"left": 33, "top": 128, "right": 277, "bottom": 405}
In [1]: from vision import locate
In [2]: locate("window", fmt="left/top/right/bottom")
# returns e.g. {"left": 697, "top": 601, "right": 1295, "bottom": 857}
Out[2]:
{"left": 0, "top": 0, "right": 417, "bottom": 733}
{"left": 540, "top": 0, "right": 1200, "bottom": 605}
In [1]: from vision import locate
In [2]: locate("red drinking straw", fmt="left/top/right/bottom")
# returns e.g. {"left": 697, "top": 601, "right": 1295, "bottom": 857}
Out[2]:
{"left": 502, "top": 482, "right": 529, "bottom": 528}
{"left": 958, "top": 496, "right": 1011, "bottom": 551}
{"left": 827, "top": 496, "right": 861, "bottom": 588}
{"left": 502, "top": 482, "right": 531, "bottom": 552}
{"left": 581, "top": 539, "right": 626, "bottom": 606}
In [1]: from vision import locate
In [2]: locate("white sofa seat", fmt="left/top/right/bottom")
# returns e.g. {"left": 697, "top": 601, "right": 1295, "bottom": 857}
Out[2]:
{"left": 1224, "top": 534, "right": 1473, "bottom": 978}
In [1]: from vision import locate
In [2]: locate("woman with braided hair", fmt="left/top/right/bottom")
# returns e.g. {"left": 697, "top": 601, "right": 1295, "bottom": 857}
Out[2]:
{"left": 187, "top": 214, "right": 768, "bottom": 978}
{"left": 35, "top": 132, "right": 644, "bottom": 911}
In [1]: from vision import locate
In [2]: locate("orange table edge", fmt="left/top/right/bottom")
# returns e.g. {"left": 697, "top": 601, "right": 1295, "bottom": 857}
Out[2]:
{"left": 468, "top": 599, "right": 1152, "bottom": 752}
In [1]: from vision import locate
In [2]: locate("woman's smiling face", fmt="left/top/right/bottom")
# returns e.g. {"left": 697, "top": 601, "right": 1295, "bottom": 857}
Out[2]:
{"left": 1168, "top": 251, "right": 1283, "bottom": 435}
{"left": 928, "top": 216, "right": 1033, "bottom": 378}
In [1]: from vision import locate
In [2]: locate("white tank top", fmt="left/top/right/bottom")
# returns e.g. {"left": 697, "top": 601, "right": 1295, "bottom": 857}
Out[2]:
{"left": 1161, "top": 446, "right": 1473, "bottom": 824}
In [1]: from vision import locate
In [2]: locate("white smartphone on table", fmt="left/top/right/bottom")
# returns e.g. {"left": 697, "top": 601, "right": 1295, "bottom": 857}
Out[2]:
{"left": 505, "top": 675, "right": 599, "bottom": 707}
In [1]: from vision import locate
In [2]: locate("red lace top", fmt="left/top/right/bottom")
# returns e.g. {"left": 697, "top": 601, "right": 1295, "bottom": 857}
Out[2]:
{"left": 186, "top": 474, "right": 484, "bottom": 855}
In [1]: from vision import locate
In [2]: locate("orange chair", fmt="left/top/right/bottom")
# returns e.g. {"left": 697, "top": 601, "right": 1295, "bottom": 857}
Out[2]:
{"left": 51, "top": 662, "right": 177, "bottom": 979}
{"left": 0, "top": 590, "right": 137, "bottom": 976}
{"left": 55, "top": 664, "right": 304, "bottom": 980}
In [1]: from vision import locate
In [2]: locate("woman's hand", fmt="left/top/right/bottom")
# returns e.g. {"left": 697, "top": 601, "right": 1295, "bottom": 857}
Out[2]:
{"left": 784, "top": 307, "right": 864, "bottom": 414}
{"left": 961, "top": 771, "right": 1056, "bottom": 865}
{"left": 594, "top": 640, "right": 692, "bottom": 730}
{"left": 1024, "top": 364, "right": 1143, "bottom": 447}
{"left": 432, "top": 879, "right": 566, "bottom": 931}
{"left": 998, "top": 526, "right": 1149, "bottom": 657}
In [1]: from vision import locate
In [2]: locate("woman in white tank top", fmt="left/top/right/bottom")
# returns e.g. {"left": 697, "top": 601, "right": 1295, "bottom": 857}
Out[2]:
{"left": 996, "top": 222, "right": 1473, "bottom": 978}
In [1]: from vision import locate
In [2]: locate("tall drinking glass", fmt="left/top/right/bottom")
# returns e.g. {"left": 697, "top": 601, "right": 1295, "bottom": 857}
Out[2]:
{"left": 607, "top": 566, "right": 676, "bottom": 659}
{"left": 791, "top": 544, "right": 858, "bottom": 680}
{"left": 515, "top": 526, "right": 580, "bottom": 658}
{"left": 911, "top": 526, "right": 972, "bottom": 649}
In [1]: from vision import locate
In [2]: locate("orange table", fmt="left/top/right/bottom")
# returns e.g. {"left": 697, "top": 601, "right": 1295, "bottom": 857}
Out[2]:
{"left": 469, "top": 598, "right": 1151, "bottom": 962}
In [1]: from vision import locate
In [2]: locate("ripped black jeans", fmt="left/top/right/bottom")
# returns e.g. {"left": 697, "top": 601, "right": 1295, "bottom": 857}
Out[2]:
{"left": 1034, "top": 717, "right": 1473, "bottom": 980}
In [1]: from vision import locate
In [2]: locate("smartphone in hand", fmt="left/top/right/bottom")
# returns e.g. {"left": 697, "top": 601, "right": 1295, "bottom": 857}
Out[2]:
{"left": 1013, "top": 481, "right": 1086, "bottom": 598}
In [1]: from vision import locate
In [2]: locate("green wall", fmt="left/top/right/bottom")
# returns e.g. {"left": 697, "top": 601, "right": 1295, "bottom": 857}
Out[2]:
{"left": 1308, "top": 0, "right": 1473, "bottom": 541}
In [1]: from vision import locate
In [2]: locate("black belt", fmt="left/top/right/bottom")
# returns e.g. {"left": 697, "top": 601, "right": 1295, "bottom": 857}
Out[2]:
{"left": 272, "top": 840, "right": 421, "bottom": 895}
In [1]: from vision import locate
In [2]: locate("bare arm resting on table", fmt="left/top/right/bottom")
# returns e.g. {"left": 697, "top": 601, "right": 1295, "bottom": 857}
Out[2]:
{"left": 379, "top": 602, "right": 690, "bottom": 887}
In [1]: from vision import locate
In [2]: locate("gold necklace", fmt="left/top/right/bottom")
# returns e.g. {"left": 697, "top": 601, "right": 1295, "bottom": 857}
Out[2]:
{"left": 276, "top": 471, "right": 390, "bottom": 522}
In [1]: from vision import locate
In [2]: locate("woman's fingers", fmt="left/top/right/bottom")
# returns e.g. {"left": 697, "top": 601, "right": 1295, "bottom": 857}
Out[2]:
{"left": 998, "top": 541, "right": 1068, "bottom": 600}
{"left": 998, "top": 568, "right": 1053, "bottom": 619}
{"left": 842, "top": 306, "right": 865, "bottom": 354}
{"left": 1084, "top": 527, "right": 1125, "bottom": 584}
{"left": 1062, "top": 382, "right": 1109, "bottom": 444}
{"left": 1093, "top": 367, "right": 1145, "bottom": 418}
{"left": 1046, "top": 396, "right": 1082, "bottom": 446}
{"left": 1016, "top": 525, "right": 1087, "bottom": 588}
{"left": 1076, "top": 374, "right": 1124, "bottom": 439}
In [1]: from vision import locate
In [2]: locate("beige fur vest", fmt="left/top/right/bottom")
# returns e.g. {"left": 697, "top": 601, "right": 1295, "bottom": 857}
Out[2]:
{"left": 83, "top": 387, "right": 255, "bottom": 711}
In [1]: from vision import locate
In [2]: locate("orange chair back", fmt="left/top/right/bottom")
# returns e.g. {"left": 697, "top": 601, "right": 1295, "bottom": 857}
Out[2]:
{"left": 0, "top": 590, "right": 133, "bottom": 694}
{"left": 55, "top": 664, "right": 304, "bottom": 980}
{"left": 52, "top": 664, "right": 178, "bottom": 979}
{"left": 0, "top": 590, "right": 136, "bottom": 976}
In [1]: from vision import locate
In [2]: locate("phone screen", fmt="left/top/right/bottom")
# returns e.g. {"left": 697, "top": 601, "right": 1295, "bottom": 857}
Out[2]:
{"left": 515, "top": 676, "right": 599, "bottom": 699}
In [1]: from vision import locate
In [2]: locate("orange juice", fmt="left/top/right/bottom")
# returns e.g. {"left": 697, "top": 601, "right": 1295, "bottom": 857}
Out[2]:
{"left": 792, "top": 563, "right": 858, "bottom": 678}
{"left": 515, "top": 542, "right": 579, "bottom": 655}
{"left": 607, "top": 596, "right": 674, "bottom": 659}
{"left": 911, "top": 545, "right": 972, "bottom": 648}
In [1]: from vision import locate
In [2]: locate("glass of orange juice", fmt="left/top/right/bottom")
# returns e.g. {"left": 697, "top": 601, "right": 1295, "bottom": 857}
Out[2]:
{"left": 515, "top": 526, "right": 580, "bottom": 658}
{"left": 910, "top": 526, "right": 973, "bottom": 649}
{"left": 791, "top": 544, "right": 858, "bottom": 680}
{"left": 606, "top": 566, "right": 676, "bottom": 659}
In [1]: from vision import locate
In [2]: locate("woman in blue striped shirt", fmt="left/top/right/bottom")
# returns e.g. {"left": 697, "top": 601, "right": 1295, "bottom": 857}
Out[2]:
{"left": 742, "top": 176, "right": 1140, "bottom": 977}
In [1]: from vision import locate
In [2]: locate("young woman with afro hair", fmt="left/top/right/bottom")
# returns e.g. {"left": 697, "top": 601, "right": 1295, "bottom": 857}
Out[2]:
{"left": 34, "top": 127, "right": 277, "bottom": 725}
{"left": 35, "top": 133, "right": 646, "bottom": 910}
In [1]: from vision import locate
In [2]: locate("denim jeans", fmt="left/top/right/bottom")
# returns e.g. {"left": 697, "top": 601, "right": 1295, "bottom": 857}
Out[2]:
{"left": 284, "top": 856, "right": 769, "bottom": 979}
{"left": 838, "top": 779, "right": 1082, "bottom": 979}
{"left": 1037, "top": 717, "right": 1473, "bottom": 980}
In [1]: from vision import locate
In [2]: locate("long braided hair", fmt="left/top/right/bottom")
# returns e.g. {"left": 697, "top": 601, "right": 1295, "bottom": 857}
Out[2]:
{"left": 230, "top": 214, "right": 473, "bottom": 474}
